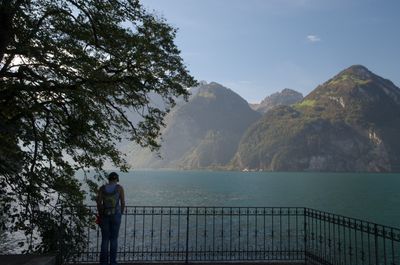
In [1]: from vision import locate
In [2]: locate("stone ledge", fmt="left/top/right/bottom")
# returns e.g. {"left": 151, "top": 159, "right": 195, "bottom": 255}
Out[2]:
{"left": 0, "top": 255, "right": 56, "bottom": 265}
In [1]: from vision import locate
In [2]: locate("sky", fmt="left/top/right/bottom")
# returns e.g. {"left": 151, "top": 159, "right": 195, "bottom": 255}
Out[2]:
{"left": 141, "top": 0, "right": 400, "bottom": 103}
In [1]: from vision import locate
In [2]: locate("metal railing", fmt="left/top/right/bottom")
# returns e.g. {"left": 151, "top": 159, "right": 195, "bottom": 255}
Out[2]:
{"left": 65, "top": 206, "right": 400, "bottom": 265}
{"left": 304, "top": 208, "right": 400, "bottom": 265}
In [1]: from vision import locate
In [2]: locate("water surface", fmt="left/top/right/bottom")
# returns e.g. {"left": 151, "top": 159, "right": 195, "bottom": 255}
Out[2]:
{"left": 110, "top": 170, "right": 400, "bottom": 228}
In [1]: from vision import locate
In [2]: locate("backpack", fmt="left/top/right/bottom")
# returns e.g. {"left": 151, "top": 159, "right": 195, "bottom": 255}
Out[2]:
{"left": 101, "top": 185, "right": 119, "bottom": 215}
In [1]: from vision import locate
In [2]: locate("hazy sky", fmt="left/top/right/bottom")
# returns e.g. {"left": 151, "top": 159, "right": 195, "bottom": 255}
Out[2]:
{"left": 141, "top": 0, "right": 400, "bottom": 103}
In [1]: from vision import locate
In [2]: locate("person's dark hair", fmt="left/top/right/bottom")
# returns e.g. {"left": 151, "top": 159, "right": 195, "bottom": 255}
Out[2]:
{"left": 107, "top": 172, "right": 119, "bottom": 182}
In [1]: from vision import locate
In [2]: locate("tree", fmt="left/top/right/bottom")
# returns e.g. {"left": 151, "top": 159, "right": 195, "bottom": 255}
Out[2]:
{"left": 0, "top": 0, "right": 196, "bottom": 255}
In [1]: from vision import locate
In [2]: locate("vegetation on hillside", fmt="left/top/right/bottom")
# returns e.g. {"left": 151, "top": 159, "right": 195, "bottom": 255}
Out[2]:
{"left": 233, "top": 65, "right": 400, "bottom": 172}
{"left": 129, "top": 82, "right": 261, "bottom": 169}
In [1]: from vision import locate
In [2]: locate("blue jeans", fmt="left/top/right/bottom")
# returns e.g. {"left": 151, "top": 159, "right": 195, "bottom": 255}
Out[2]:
{"left": 100, "top": 214, "right": 121, "bottom": 265}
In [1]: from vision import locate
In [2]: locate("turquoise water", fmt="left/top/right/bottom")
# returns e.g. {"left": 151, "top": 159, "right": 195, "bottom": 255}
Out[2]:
{"left": 110, "top": 170, "right": 400, "bottom": 228}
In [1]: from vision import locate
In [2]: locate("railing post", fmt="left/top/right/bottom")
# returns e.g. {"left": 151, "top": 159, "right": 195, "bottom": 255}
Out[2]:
{"left": 374, "top": 224, "right": 379, "bottom": 265}
{"left": 303, "top": 208, "right": 307, "bottom": 264}
{"left": 185, "top": 207, "right": 190, "bottom": 263}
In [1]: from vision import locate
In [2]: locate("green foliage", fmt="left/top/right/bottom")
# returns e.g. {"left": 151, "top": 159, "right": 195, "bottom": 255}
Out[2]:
{"left": 328, "top": 74, "right": 370, "bottom": 86}
{"left": 0, "top": 0, "right": 195, "bottom": 254}
{"left": 233, "top": 106, "right": 306, "bottom": 168}
{"left": 293, "top": 99, "right": 316, "bottom": 109}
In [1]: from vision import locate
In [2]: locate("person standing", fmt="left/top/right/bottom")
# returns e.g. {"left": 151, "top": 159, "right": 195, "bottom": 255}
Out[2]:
{"left": 96, "top": 172, "right": 125, "bottom": 265}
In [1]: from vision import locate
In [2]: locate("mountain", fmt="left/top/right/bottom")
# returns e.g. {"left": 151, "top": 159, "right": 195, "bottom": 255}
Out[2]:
{"left": 232, "top": 65, "right": 400, "bottom": 172}
{"left": 127, "top": 82, "right": 261, "bottom": 169}
{"left": 251, "top": 88, "right": 303, "bottom": 113}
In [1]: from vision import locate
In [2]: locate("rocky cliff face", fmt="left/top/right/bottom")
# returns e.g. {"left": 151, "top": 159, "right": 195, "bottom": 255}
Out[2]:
{"left": 232, "top": 65, "right": 400, "bottom": 172}
{"left": 251, "top": 88, "right": 303, "bottom": 113}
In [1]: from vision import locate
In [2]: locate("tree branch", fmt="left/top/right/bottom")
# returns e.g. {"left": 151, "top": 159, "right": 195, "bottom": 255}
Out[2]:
{"left": 66, "top": 0, "right": 99, "bottom": 47}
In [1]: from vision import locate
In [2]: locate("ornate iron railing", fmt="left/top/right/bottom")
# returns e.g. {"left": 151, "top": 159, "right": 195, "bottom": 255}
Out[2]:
{"left": 65, "top": 207, "right": 400, "bottom": 264}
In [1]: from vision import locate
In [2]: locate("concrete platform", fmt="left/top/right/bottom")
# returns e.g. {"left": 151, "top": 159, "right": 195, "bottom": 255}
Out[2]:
{"left": 0, "top": 255, "right": 305, "bottom": 265}
{"left": 71, "top": 261, "right": 305, "bottom": 265}
{"left": 0, "top": 255, "right": 56, "bottom": 265}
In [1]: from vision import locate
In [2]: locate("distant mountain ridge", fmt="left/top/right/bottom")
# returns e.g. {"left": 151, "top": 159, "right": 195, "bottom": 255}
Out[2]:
{"left": 127, "top": 82, "right": 261, "bottom": 169}
{"left": 232, "top": 65, "right": 400, "bottom": 172}
{"left": 125, "top": 65, "right": 400, "bottom": 172}
{"left": 251, "top": 88, "right": 303, "bottom": 113}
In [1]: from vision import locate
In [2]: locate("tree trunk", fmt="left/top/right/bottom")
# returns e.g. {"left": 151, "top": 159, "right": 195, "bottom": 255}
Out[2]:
{"left": 0, "top": 3, "right": 14, "bottom": 63}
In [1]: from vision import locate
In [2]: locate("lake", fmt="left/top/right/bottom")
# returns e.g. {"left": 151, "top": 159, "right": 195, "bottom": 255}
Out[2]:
{"left": 3, "top": 170, "right": 399, "bottom": 255}
{"left": 108, "top": 170, "right": 400, "bottom": 228}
